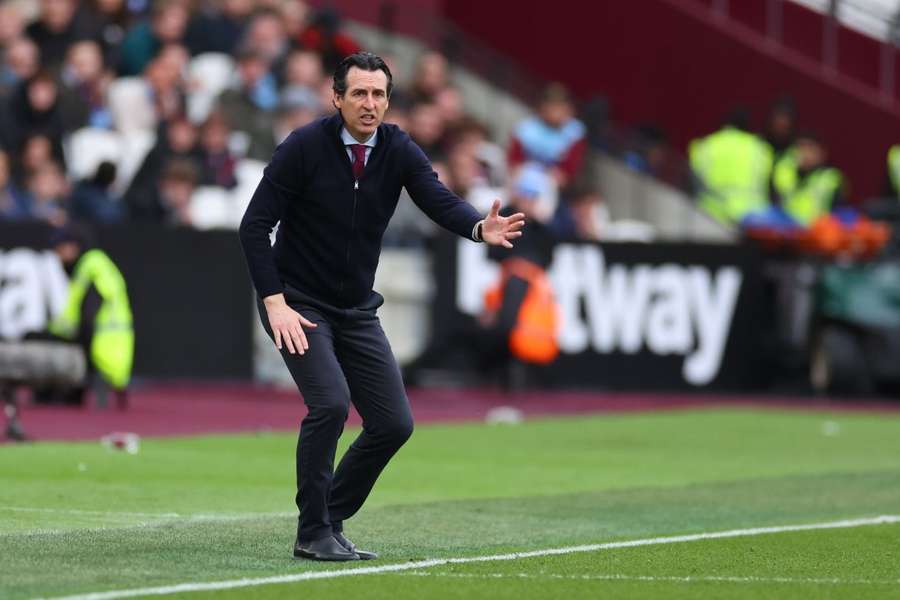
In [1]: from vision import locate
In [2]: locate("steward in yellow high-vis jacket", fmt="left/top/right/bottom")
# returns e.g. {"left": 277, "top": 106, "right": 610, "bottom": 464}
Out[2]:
{"left": 886, "top": 144, "right": 900, "bottom": 199}
{"left": 772, "top": 132, "right": 845, "bottom": 227}
{"left": 48, "top": 228, "right": 134, "bottom": 393}
{"left": 689, "top": 110, "right": 774, "bottom": 225}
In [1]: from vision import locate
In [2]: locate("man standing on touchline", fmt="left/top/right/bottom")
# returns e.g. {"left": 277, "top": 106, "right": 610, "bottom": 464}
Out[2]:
{"left": 238, "top": 52, "right": 525, "bottom": 562}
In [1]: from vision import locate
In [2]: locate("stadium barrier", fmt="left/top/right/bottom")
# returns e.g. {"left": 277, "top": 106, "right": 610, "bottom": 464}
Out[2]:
{"left": 429, "top": 234, "right": 764, "bottom": 390}
{"left": 0, "top": 223, "right": 253, "bottom": 380}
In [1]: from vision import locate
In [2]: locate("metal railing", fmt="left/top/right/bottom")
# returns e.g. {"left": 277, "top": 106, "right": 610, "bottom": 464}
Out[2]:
{"left": 709, "top": 0, "right": 900, "bottom": 101}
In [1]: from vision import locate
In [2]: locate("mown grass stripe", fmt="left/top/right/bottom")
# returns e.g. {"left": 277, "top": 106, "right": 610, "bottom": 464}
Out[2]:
{"left": 38, "top": 515, "right": 900, "bottom": 600}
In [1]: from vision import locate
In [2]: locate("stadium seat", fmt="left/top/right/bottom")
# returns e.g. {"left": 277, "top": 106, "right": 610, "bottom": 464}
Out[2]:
{"left": 107, "top": 77, "right": 156, "bottom": 133}
{"left": 64, "top": 128, "right": 123, "bottom": 182}
{"left": 113, "top": 129, "right": 157, "bottom": 195}
{"left": 189, "top": 186, "right": 235, "bottom": 230}
{"left": 187, "top": 53, "right": 236, "bottom": 124}
{"left": 232, "top": 159, "right": 266, "bottom": 224}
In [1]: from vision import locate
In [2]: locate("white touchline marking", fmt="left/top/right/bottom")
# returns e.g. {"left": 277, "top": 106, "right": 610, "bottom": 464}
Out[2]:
{"left": 0, "top": 507, "right": 183, "bottom": 518}
{"left": 35, "top": 514, "right": 900, "bottom": 600}
{"left": 394, "top": 571, "right": 900, "bottom": 585}
{"left": 0, "top": 506, "right": 293, "bottom": 521}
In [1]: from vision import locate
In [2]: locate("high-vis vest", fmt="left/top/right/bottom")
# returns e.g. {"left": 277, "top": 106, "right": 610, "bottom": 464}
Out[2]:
{"left": 484, "top": 258, "right": 559, "bottom": 365}
{"left": 773, "top": 152, "right": 843, "bottom": 227}
{"left": 49, "top": 249, "right": 134, "bottom": 389}
{"left": 888, "top": 145, "right": 900, "bottom": 198}
{"left": 689, "top": 127, "right": 774, "bottom": 224}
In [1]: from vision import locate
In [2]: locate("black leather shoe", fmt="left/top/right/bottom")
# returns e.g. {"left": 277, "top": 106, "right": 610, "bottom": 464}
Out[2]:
{"left": 293, "top": 535, "right": 359, "bottom": 561}
{"left": 333, "top": 532, "right": 378, "bottom": 560}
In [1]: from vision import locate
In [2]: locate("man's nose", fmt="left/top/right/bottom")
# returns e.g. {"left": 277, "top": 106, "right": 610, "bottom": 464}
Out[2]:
{"left": 362, "top": 94, "right": 375, "bottom": 110}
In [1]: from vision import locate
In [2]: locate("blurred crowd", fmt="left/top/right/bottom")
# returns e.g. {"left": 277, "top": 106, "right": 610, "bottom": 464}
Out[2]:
{"left": 0, "top": 0, "right": 611, "bottom": 245}
{"left": 688, "top": 96, "right": 900, "bottom": 232}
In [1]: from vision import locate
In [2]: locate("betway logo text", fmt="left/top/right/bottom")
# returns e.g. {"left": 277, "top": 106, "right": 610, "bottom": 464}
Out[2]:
{"left": 456, "top": 242, "right": 743, "bottom": 386}
{"left": 0, "top": 248, "right": 68, "bottom": 340}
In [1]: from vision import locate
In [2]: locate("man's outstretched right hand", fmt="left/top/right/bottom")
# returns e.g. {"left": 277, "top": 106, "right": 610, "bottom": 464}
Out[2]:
{"left": 263, "top": 293, "right": 318, "bottom": 355}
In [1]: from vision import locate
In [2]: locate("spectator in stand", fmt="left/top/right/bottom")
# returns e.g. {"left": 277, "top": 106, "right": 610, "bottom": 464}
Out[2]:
{"left": 242, "top": 8, "right": 291, "bottom": 83}
{"left": 316, "top": 76, "right": 337, "bottom": 114}
{"left": 383, "top": 103, "right": 410, "bottom": 132}
{"left": 14, "top": 134, "right": 62, "bottom": 185}
{"left": 409, "top": 51, "right": 449, "bottom": 105}
{"left": 184, "top": 0, "right": 253, "bottom": 56}
{"left": 581, "top": 94, "right": 613, "bottom": 152}
{"left": 555, "top": 186, "right": 609, "bottom": 241}
{"left": 448, "top": 117, "right": 506, "bottom": 188}
{"left": 0, "top": 4, "right": 26, "bottom": 50}
{"left": 689, "top": 108, "right": 773, "bottom": 225}
{"left": 276, "top": 0, "right": 312, "bottom": 41}
{"left": 0, "top": 37, "right": 40, "bottom": 99}
{"left": 764, "top": 95, "right": 797, "bottom": 161}
{"left": 508, "top": 83, "right": 587, "bottom": 191}
{"left": 61, "top": 40, "right": 113, "bottom": 129}
{"left": 68, "top": 160, "right": 123, "bottom": 223}
{"left": 3, "top": 71, "right": 83, "bottom": 165}
{"left": 0, "top": 150, "right": 31, "bottom": 220}
{"left": 772, "top": 131, "right": 845, "bottom": 226}
{"left": 216, "top": 47, "right": 277, "bottom": 161}
{"left": 295, "top": 7, "right": 360, "bottom": 73}
{"left": 25, "top": 0, "right": 102, "bottom": 70}
{"left": 143, "top": 44, "right": 188, "bottom": 123}
{"left": 156, "top": 158, "right": 199, "bottom": 226}
{"left": 275, "top": 85, "right": 321, "bottom": 144}
{"left": 445, "top": 140, "right": 501, "bottom": 214}
{"left": 24, "top": 160, "right": 69, "bottom": 225}
{"left": 434, "top": 85, "right": 465, "bottom": 130}
{"left": 198, "top": 111, "right": 237, "bottom": 189}
{"left": 283, "top": 49, "right": 324, "bottom": 90}
{"left": 118, "top": 0, "right": 188, "bottom": 76}
{"left": 623, "top": 124, "right": 669, "bottom": 179}
{"left": 88, "top": 0, "right": 135, "bottom": 66}
{"left": 408, "top": 102, "right": 446, "bottom": 161}
{"left": 124, "top": 115, "right": 201, "bottom": 220}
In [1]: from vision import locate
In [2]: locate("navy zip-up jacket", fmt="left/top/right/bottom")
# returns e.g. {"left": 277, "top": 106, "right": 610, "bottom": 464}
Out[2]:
{"left": 238, "top": 112, "right": 483, "bottom": 308}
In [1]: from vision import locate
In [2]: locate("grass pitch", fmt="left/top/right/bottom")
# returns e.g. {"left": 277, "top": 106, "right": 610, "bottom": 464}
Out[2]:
{"left": 2, "top": 407, "right": 900, "bottom": 599}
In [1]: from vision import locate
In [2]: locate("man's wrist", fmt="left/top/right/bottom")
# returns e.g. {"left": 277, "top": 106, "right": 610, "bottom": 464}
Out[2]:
{"left": 472, "top": 220, "right": 484, "bottom": 242}
{"left": 263, "top": 293, "right": 287, "bottom": 308}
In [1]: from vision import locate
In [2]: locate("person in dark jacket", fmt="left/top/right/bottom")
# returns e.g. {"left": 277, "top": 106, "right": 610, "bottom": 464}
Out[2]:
{"left": 239, "top": 52, "right": 525, "bottom": 562}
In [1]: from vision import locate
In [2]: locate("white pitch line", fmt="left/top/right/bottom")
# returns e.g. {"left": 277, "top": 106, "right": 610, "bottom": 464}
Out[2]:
{"left": 0, "top": 507, "right": 183, "bottom": 519}
{"left": 0, "top": 506, "right": 293, "bottom": 521}
{"left": 394, "top": 571, "right": 900, "bottom": 586}
{"left": 36, "top": 514, "right": 900, "bottom": 600}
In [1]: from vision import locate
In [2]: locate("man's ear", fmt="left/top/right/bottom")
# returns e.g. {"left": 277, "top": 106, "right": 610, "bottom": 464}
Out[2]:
{"left": 332, "top": 92, "right": 341, "bottom": 111}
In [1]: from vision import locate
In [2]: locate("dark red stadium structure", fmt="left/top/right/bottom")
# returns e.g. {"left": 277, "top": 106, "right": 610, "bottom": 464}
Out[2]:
{"left": 5, "top": 384, "right": 898, "bottom": 443}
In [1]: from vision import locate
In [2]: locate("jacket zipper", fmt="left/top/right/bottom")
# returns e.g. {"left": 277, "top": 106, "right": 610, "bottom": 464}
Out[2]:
{"left": 341, "top": 179, "right": 359, "bottom": 300}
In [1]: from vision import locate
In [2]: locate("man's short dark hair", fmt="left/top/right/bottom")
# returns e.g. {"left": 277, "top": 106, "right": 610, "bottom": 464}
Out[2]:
{"left": 332, "top": 52, "right": 393, "bottom": 98}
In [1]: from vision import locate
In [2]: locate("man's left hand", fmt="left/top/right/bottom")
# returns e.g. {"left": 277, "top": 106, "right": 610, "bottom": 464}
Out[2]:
{"left": 482, "top": 199, "right": 525, "bottom": 249}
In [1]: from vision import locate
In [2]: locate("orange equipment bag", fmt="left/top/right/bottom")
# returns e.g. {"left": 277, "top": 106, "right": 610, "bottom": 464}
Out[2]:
{"left": 483, "top": 258, "right": 560, "bottom": 364}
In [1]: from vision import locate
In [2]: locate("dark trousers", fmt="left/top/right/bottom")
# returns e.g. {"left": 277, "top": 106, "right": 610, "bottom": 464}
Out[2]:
{"left": 257, "top": 287, "right": 414, "bottom": 543}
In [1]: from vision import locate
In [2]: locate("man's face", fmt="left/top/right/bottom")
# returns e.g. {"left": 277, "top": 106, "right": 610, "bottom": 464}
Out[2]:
{"left": 28, "top": 78, "right": 57, "bottom": 112}
{"left": 41, "top": 0, "right": 75, "bottom": 32}
{"left": 54, "top": 241, "right": 80, "bottom": 267}
{"left": 796, "top": 139, "right": 824, "bottom": 170}
{"left": 67, "top": 41, "right": 103, "bottom": 83}
{"left": 539, "top": 100, "right": 572, "bottom": 128}
{"left": 6, "top": 39, "right": 38, "bottom": 80}
{"left": 153, "top": 5, "right": 188, "bottom": 42}
{"left": 334, "top": 67, "right": 389, "bottom": 142}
